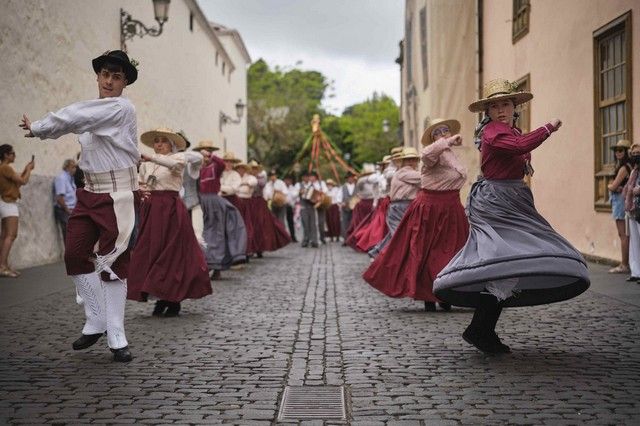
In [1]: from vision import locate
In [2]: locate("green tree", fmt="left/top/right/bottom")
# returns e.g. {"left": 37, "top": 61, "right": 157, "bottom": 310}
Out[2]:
{"left": 247, "top": 59, "right": 329, "bottom": 172}
{"left": 339, "top": 93, "right": 400, "bottom": 165}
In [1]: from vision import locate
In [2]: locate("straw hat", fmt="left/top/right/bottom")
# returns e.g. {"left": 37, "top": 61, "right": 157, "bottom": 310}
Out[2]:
{"left": 192, "top": 140, "right": 220, "bottom": 152}
{"left": 610, "top": 139, "right": 632, "bottom": 151}
{"left": 140, "top": 127, "right": 187, "bottom": 151}
{"left": 468, "top": 78, "right": 533, "bottom": 113}
{"left": 390, "top": 146, "right": 404, "bottom": 159}
{"left": 222, "top": 151, "right": 241, "bottom": 163}
{"left": 399, "top": 147, "right": 420, "bottom": 160}
{"left": 359, "top": 163, "right": 376, "bottom": 176}
{"left": 234, "top": 162, "right": 248, "bottom": 170}
{"left": 326, "top": 178, "right": 336, "bottom": 186}
{"left": 377, "top": 155, "right": 392, "bottom": 165}
{"left": 421, "top": 118, "right": 461, "bottom": 146}
{"left": 247, "top": 160, "right": 263, "bottom": 171}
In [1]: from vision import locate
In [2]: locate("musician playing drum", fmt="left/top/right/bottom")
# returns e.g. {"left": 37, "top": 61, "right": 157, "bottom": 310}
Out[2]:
{"left": 263, "top": 170, "right": 287, "bottom": 225}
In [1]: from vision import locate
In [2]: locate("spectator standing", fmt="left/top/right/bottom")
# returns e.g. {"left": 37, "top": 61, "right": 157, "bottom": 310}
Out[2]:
{"left": 53, "top": 159, "right": 78, "bottom": 243}
{"left": 0, "top": 144, "right": 34, "bottom": 277}
{"left": 623, "top": 143, "right": 640, "bottom": 282}
{"left": 608, "top": 139, "right": 632, "bottom": 273}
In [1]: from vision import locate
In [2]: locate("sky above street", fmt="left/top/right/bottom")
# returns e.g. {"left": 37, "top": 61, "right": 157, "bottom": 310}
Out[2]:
{"left": 199, "top": 0, "right": 404, "bottom": 115}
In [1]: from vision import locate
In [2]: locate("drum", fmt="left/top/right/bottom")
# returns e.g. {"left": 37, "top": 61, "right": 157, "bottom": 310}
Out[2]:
{"left": 318, "top": 194, "right": 332, "bottom": 209}
{"left": 347, "top": 195, "right": 360, "bottom": 211}
{"left": 272, "top": 190, "right": 287, "bottom": 208}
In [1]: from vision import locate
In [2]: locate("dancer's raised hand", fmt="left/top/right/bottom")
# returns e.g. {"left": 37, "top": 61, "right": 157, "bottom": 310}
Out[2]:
{"left": 449, "top": 134, "right": 463, "bottom": 146}
{"left": 19, "top": 114, "right": 34, "bottom": 137}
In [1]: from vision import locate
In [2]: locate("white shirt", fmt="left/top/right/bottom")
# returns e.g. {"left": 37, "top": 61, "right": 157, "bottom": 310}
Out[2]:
{"left": 31, "top": 97, "right": 139, "bottom": 173}
{"left": 327, "top": 186, "right": 341, "bottom": 204}
{"left": 238, "top": 174, "right": 257, "bottom": 199}
{"left": 336, "top": 182, "right": 355, "bottom": 204}
{"left": 220, "top": 169, "right": 241, "bottom": 195}
{"left": 286, "top": 183, "right": 300, "bottom": 206}
{"left": 263, "top": 179, "right": 287, "bottom": 200}
{"left": 356, "top": 175, "right": 377, "bottom": 199}
{"left": 139, "top": 151, "right": 203, "bottom": 192}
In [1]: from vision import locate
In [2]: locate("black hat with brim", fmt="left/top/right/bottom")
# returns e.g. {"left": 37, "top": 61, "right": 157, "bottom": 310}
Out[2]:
{"left": 92, "top": 50, "right": 138, "bottom": 85}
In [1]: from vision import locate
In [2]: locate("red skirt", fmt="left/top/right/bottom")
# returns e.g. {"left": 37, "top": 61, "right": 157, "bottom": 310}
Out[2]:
{"left": 325, "top": 204, "right": 341, "bottom": 238}
{"left": 362, "top": 190, "right": 469, "bottom": 301}
{"left": 345, "top": 198, "right": 374, "bottom": 244}
{"left": 128, "top": 191, "right": 211, "bottom": 303}
{"left": 249, "top": 196, "right": 291, "bottom": 252}
{"left": 232, "top": 196, "right": 257, "bottom": 255}
{"left": 354, "top": 197, "right": 390, "bottom": 252}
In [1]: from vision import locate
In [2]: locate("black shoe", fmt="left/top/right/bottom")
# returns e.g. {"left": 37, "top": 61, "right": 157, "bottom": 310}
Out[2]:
{"left": 462, "top": 327, "right": 500, "bottom": 354}
{"left": 489, "top": 332, "right": 511, "bottom": 353}
{"left": 626, "top": 276, "right": 640, "bottom": 282}
{"left": 152, "top": 300, "right": 168, "bottom": 317}
{"left": 424, "top": 302, "right": 436, "bottom": 312}
{"left": 164, "top": 302, "right": 181, "bottom": 317}
{"left": 439, "top": 302, "right": 452, "bottom": 312}
{"left": 256, "top": 252, "right": 263, "bottom": 258}
{"left": 72, "top": 333, "right": 104, "bottom": 350}
{"left": 210, "top": 270, "right": 221, "bottom": 281}
{"left": 310, "top": 243, "right": 319, "bottom": 248}
{"left": 111, "top": 346, "right": 133, "bottom": 362}
{"left": 301, "top": 242, "right": 308, "bottom": 248}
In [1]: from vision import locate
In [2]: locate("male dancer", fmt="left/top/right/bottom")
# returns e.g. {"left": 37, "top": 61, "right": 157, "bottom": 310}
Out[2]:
{"left": 20, "top": 50, "right": 140, "bottom": 362}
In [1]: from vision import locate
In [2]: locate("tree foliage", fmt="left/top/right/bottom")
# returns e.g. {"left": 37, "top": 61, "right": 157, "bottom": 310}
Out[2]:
{"left": 247, "top": 59, "right": 328, "bottom": 170}
{"left": 247, "top": 60, "right": 400, "bottom": 173}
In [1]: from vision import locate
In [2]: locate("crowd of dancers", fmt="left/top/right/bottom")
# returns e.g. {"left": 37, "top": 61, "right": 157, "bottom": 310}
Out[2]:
{"left": 18, "top": 49, "right": 592, "bottom": 362}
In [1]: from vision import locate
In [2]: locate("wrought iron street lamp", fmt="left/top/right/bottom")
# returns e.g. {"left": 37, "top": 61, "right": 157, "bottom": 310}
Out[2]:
{"left": 219, "top": 99, "right": 246, "bottom": 132}
{"left": 120, "top": 0, "right": 171, "bottom": 51}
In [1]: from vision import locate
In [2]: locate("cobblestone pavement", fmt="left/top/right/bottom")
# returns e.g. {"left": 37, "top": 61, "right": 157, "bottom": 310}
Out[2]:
{"left": 1, "top": 243, "right": 640, "bottom": 425}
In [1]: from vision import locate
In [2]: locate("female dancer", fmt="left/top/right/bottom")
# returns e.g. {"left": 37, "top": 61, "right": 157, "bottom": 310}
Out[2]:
{"left": 127, "top": 128, "right": 211, "bottom": 317}
{"left": 434, "top": 79, "right": 590, "bottom": 353}
{"left": 363, "top": 122, "right": 467, "bottom": 312}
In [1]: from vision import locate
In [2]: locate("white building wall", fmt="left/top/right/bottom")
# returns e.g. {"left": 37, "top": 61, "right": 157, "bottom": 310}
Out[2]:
{"left": 217, "top": 34, "right": 249, "bottom": 162}
{"left": 0, "top": 0, "right": 248, "bottom": 268}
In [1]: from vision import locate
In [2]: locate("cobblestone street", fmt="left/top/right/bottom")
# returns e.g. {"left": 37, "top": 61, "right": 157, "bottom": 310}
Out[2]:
{"left": 1, "top": 243, "right": 640, "bottom": 425}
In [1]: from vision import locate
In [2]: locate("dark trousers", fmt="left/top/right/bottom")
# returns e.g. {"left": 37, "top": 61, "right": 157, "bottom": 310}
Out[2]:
{"left": 468, "top": 294, "right": 503, "bottom": 335}
{"left": 317, "top": 208, "right": 326, "bottom": 242}
{"left": 340, "top": 209, "right": 352, "bottom": 239}
{"left": 285, "top": 205, "right": 297, "bottom": 241}
{"left": 54, "top": 205, "right": 70, "bottom": 245}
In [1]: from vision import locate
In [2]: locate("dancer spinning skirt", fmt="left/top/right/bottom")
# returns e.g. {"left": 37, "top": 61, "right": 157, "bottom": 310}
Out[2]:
{"left": 364, "top": 121, "right": 468, "bottom": 312}
{"left": 324, "top": 179, "right": 342, "bottom": 240}
{"left": 433, "top": 79, "right": 590, "bottom": 354}
{"left": 369, "top": 147, "right": 424, "bottom": 258}
{"left": 192, "top": 141, "right": 247, "bottom": 279}
{"left": 345, "top": 164, "right": 377, "bottom": 246}
{"left": 235, "top": 162, "right": 259, "bottom": 255}
{"left": 128, "top": 128, "right": 211, "bottom": 317}
{"left": 246, "top": 161, "right": 291, "bottom": 253}
{"left": 353, "top": 196, "right": 389, "bottom": 252}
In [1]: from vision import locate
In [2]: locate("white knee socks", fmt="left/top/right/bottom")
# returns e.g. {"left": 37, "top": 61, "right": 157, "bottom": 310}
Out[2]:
{"left": 103, "top": 279, "right": 128, "bottom": 349}
{"left": 71, "top": 273, "right": 128, "bottom": 350}
{"left": 73, "top": 273, "right": 106, "bottom": 335}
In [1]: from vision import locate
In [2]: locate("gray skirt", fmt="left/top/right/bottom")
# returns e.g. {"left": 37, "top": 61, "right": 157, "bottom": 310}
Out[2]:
{"left": 368, "top": 199, "right": 412, "bottom": 257}
{"left": 200, "top": 193, "right": 247, "bottom": 270}
{"left": 433, "top": 178, "right": 590, "bottom": 308}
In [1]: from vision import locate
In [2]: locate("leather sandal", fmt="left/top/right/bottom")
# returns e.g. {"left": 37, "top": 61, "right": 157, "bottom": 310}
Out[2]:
{"left": 0, "top": 267, "right": 18, "bottom": 278}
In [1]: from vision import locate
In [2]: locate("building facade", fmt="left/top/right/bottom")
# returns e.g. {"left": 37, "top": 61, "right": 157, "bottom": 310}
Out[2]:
{"left": 0, "top": 0, "right": 250, "bottom": 268}
{"left": 400, "top": 0, "right": 639, "bottom": 262}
